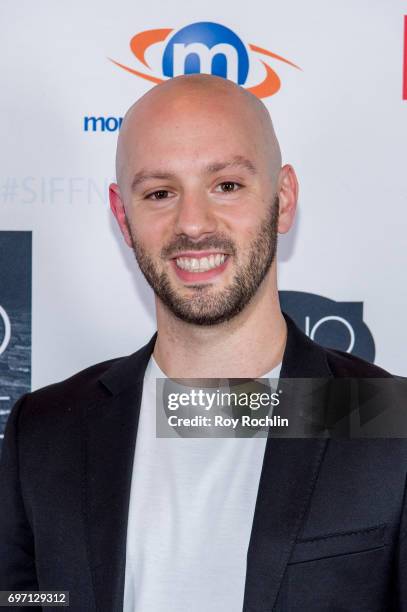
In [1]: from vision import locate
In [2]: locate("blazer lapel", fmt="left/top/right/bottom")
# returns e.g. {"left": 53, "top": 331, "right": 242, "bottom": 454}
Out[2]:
{"left": 83, "top": 334, "right": 156, "bottom": 612}
{"left": 243, "top": 438, "right": 329, "bottom": 611}
{"left": 243, "top": 314, "right": 332, "bottom": 611}
{"left": 83, "top": 314, "right": 333, "bottom": 612}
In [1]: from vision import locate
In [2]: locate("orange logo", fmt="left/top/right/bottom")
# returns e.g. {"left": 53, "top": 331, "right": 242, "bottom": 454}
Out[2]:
{"left": 109, "top": 22, "right": 301, "bottom": 99}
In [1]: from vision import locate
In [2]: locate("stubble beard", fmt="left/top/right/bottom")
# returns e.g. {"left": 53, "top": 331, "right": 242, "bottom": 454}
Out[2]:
{"left": 127, "top": 195, "right": 279, "bottom": 326}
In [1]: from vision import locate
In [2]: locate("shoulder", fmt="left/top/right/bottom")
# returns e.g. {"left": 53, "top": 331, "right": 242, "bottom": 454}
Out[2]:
{"left": 33, "top": 356, "right": 123, "bottom": 401}
{"left": 323, "top": 347, "right": 392, "bottom": 378}
{"left": 17, "top": 329, "right": 157, "bottom": 413}
{"left": 282, "top": 313, "right": 393, "bottom": 379}
{"left": 3, "top": 333, "right": 156, "bottom": 450}
{"left": 0, "top": 357, "right": 123, "bottom": 460}
{"left": 11, "top": 356, "right": 124, "bottom": 426}
{"left": 12, "top": 329, "right": 156, "bottom": 426}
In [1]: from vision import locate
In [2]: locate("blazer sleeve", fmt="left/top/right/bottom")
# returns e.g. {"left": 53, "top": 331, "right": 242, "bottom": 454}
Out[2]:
{"left": 0, "top": 394, "right": 39, "bottom": 591}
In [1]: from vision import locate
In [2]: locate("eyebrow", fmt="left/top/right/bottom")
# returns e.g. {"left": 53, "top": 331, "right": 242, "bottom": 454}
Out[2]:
{"left": 130, "top": 155, "right": 257, "bottom": 192}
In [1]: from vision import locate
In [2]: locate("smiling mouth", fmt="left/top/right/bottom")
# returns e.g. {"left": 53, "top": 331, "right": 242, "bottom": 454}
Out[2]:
{"left": 173, "top": 253, "right": 228, "bottom": 273}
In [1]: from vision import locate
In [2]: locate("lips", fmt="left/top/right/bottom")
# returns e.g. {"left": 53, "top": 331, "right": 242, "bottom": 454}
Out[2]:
{"left": 170, "top": 251, "right": 230, "bottom": 283}
{"left": 175, "top": 253, "right": 226, "bottom": 273}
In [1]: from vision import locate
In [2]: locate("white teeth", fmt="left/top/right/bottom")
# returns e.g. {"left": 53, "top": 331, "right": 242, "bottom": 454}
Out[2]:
{"left": 175, "top": 254, "right": 226, "bottom": 272}
{"left": 199, "top": 257, "right": 209, "bottom": 271}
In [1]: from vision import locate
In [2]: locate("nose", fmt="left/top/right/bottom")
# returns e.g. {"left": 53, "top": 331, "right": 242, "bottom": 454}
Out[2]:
{"left": 173, "top": 190, "right": 217, "bottom": 239}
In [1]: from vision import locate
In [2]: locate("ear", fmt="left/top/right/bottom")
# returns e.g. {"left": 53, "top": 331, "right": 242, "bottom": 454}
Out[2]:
{"left": 277, "top": 164, "right": 298, "bottom": 234}
{"left": 109, "top": 183, "right": 133, "bottom": 247}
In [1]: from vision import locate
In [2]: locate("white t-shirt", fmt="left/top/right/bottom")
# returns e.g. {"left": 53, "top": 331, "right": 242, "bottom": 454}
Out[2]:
{"left": 123, "top": 357, "right": 281, "bottom": 612}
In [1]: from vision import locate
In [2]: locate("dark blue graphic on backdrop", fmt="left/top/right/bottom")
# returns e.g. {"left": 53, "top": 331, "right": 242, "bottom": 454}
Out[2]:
{"left": 162, "top": 22, "right": 249, "bottom": 83}
{"left": 279, "top": 291, "right": 375, "bottom": 362}
{"left": 0, "top": 232, "right": 32, "bottom": 444}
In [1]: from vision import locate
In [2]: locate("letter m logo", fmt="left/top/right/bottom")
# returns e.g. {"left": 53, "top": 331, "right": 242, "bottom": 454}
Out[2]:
{"left": 162, "top": 22, "right": 250, "bottom": 85}
{"left": 172, "top": 43, "right": 238, "bottom": 82}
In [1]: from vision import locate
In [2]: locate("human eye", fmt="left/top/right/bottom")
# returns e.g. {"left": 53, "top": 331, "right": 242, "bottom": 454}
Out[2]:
{"left": 214, "top": 181, "right": 243, "bottom": 193}
{"left": 145, "top": 189, "right": 173, "bottom": 201}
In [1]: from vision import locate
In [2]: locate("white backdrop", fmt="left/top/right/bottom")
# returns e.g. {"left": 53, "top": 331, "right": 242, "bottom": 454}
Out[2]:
{"left": 1, "top": 0, "right": 406, "bottom": 397}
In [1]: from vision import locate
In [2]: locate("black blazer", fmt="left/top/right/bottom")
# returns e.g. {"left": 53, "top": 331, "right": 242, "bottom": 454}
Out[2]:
{"left": 1, "top": 314, "right": 406, "bottom": 611}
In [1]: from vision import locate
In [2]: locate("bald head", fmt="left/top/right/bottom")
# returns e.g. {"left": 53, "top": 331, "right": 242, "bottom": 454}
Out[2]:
{"left": 115, "top": 74, "right": 282, "bottom": 191}
{"left": 109, "top": 73, "right": 298, "bottom": 328}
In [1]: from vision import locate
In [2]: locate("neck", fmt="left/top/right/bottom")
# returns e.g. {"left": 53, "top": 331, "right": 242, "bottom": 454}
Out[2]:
{"left": 153, "top": 268, "right": 287, "bottom": 378}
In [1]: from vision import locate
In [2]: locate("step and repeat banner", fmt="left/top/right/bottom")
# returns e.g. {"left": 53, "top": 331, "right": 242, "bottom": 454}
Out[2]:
{"left": 0, "top": 1, "right": 406, "bottom": 440}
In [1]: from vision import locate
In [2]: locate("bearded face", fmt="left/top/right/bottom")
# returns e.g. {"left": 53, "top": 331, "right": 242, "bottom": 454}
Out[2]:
{"left": 127, "top": 195, "right": 279, "bottom": 326}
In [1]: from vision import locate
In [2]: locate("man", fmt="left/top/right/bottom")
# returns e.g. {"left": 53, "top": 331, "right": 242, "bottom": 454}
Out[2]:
{"left": 0, "top": 74, "right": 406, "bottom": 611}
